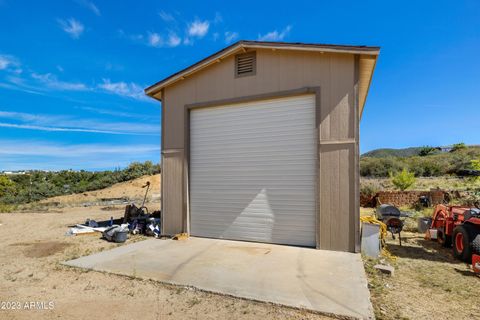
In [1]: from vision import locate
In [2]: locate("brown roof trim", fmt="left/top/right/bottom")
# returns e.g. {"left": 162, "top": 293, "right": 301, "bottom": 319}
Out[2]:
{"left": 145, "top": 40, "right": 380, "bottom": 97}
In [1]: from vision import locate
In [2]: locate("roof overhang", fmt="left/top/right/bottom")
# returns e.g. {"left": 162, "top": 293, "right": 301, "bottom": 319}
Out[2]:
{"left": 145, "top": 40, "right": 380, "bottom": 115}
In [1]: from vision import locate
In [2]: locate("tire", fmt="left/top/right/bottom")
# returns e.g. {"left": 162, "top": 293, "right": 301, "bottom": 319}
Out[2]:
{"left": 437, "top": 228, "right": 452, "bottom": 247}
{"left": 472, "top": 233, "right": 480, "bottom": 254}
{"left": 452, "top": 225, "right": 473, "bottom": 262}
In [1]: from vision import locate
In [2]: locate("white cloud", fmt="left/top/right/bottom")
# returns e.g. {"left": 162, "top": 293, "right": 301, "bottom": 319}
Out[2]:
{"left": 58, "top": 18, "right": 85, "bottom": 39}
{"left": 148, "top": 32, "right": 163, "bottom": 47}
{"left": 105, "top": 62, "right": 124, "bottom": 71}
{"left": 188, "top": 19, "right": 209, "bottom": 38}
{"left": 159, "top": 10, "right": 175, "bottom": 22}
{"left": 167, "top": 32, "right": 181, "bottom": 47}
{"left": 76, "top": 0, "right": 100, "bottom": 16}
{"left": 77, "top": 106, "right": 156, "bottom": 120}
{"left": 0, "top": 140, "right": 160, "bottom": 171}
{"left": 31, "top": 72, "right": 88, "bottom": 91}
{"left": 0, "top": 140, "right": 160, "bottom": 157}
{"left": 0, "top": 110, "right": 159, "bottom": 135}
{"left": 118, "top": 29, "right": 144, "bottom": 42}
{"left": 213, "top": 12, "right": 223, "bottom": 24}
{"left": 0, "top": 82, "right": 45, "bottom": 95}
{"left": 98, "top": 78, "right": 149, "bottom": 101}
{"left": 0, "top": 122, "right": 129, "bottom": 135}
{"left": 0, "top": 54, "right": 19, "bottom": 70}
{"left": 1, "top": 73, "right": 87, "bottom": 95}
{"left": 224, "top": 31, "right": 239, "bottom": 44}
{"left": 258, "top": 25, "right": 292, "bottom": 41}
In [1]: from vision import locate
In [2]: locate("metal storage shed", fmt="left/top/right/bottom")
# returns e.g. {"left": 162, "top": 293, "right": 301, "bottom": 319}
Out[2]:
{"left": 145, "top": 40, "right": 379, "bottom": 252}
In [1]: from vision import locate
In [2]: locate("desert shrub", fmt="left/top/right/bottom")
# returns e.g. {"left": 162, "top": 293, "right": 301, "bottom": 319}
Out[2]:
{"left": 472, "top": 159, "right": 480, "bottom": 170}
{"left": 469, "top": 159, "right": 480, "bottom": 182}
{"left": 413, "top": 158, "right": 443, "bottom": 177}
{"left": 451, "top": 142, "right": 467, "bottom": 152}
{"left": 0, "top": 175, "right": 15, "bottom": 197}
{"left": 0, "top": 203, "right": 16, "bottom": 213}
{"left": 463, "top": 188, "right": 480, "bottom": 206}
{"left": 360, "top": 157, "right": 404, "bottom": 177}
{"left": 418, "top": 146, "right": 438, "bottom": 157}
{"left": 360, "top": 181, "right": 381, "bottom": 198}
{"left": 389, "top": 168, "right": 416, "bottom": 191}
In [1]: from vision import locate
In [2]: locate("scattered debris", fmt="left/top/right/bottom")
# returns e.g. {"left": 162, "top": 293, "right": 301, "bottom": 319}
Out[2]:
{"left": 102, "top": 224, "right": 129, "bottom": 243}
{"left": 85, "top": 219, "right": 99, "bottom": 227}
{"left": 65, "top": 180, "right": 163, "bottom": 242}
{"left": 173, "top": 233, "right": 189, "bottom": 241}
{"left": 376, "top": 204, "right": 412, "bottom": 246}
{"left": 361, "top": 222, "right": 381, "bottom": 258}
{"left": 374, "top": 264, "right": 395, "bottom": 276}
{"left": 65, "top": 223, "right": 108, "bottom": 236}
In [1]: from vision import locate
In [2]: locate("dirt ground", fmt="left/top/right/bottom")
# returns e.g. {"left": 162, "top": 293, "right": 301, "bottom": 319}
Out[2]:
{"left": 364, "top": 231, "right": 480, "bottom": 320}
{"left": 0, "top": 206, "right": 332, "bottom": 320}
{"left": 40, "top": 174, "right": 161, "bottom": 206}
{"left": 3, "top": 176, "right": 479, "bottom": 319}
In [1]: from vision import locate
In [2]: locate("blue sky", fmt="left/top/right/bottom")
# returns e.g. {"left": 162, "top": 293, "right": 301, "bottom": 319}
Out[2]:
{"left": 0, "top": 1, "right": 479, "bottom": 170}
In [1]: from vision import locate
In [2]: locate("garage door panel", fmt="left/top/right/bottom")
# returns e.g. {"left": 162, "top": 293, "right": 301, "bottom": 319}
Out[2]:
{"left": 190, "top": 95, "right": 317, "bottom": 247}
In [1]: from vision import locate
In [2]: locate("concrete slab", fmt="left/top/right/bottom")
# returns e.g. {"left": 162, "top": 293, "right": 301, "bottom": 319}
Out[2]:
{"left": 64, "top": 238, "right": 373, "bottom": 319}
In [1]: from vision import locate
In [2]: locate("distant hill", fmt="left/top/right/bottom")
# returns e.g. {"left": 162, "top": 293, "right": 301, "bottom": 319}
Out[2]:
{"left": 360, "top": 145, "right": 480, "bottom": 177}
{"left": 361, "top": 147, "right": 424, "bottom": 158}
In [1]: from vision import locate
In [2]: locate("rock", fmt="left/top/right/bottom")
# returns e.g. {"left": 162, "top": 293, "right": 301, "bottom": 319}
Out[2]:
{"left": 374, "top": 264, "right": 395, "bottom": 276}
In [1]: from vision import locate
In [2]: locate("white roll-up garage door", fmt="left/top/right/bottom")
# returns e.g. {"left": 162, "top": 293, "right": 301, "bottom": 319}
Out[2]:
{"left": 189, "top": 94, "right": 316, "bottom": 247}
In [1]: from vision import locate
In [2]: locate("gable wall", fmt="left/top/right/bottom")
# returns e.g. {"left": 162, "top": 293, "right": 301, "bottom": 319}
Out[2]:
{"left": 161, "top": 48, "right": 360, "bottom": 252}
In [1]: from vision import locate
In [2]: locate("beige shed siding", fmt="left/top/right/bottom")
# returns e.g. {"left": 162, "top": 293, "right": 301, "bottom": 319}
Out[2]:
{"left": 319, "top": 144, "right": 355, "bottom": 251}
{"left": 162, "top": 48, "right": 359, "bottom": 252}
{"left": 164, "top": 50, "right": 355, "bottom": 149}
{"left": 161, "top": 151, "right": 184, "bottom": 235}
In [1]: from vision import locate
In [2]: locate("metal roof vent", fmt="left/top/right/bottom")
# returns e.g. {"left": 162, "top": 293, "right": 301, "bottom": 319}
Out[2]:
{"left": 235, "top": 52, "right": 256, "bottom": 77}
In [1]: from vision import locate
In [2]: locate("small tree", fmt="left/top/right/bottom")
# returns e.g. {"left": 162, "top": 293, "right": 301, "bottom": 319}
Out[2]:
{"left": 451, "top": 142, "right": 467, "bottom": 152}
{"left": 0, "top": 175, "right": 16, "bottom": 200}
{"left": 471, "top": 159, "right": 480, "bottom": 181}
{"left": 418, "top": 146, "right": 437, "bottom": 157}
{"left": 389, "top": 168, "right": 416, "bottom": 191}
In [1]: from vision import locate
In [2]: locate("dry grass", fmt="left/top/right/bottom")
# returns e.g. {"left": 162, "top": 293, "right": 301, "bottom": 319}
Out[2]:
{"left": 361, "top": 204, "right": 480, "bottom": 319}
{"left": 364, "top": 232, "right": 480, "bottom": 320}
{"left": 361, "top": 176, "right": 480, "bottom": 192}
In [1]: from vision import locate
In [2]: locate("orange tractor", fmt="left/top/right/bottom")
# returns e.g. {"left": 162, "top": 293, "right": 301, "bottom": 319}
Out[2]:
{"left": 429, "top": 202, "right": 480, "bottom": 273}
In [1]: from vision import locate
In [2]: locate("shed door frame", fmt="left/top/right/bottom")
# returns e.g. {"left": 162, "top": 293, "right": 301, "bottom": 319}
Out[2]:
{"left": 184, "top": 87, "right": 321, "bottom": 247}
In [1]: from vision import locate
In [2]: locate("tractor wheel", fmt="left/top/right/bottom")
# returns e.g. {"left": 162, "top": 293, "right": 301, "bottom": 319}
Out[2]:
{"left": 437, "top": 228, "right": 451, "bottom": 247}
{"left": 452, "top": 225, "right": 473, "bottom": 262}
{"left": 472, "top": 233, "right": 480, "bottom": 254}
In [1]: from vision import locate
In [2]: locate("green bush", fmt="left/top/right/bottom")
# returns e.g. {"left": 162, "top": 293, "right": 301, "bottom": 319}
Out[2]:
{"left": 389, "top": 168, "right": 416, "bottom": 191}
{"left": 418, "top": 146, "right": 437, "bottom": 157}
{"left": 0, "top": 203, "right": 16, "bottom": 213}
{"left": 451, "top": 142, "right": 467, "bottom": 152}
{"left": 360, "top": 181, "right": 381, "bottom": 198}
{"left": 0, "top": 175, "right": 15, "bottom": 197}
